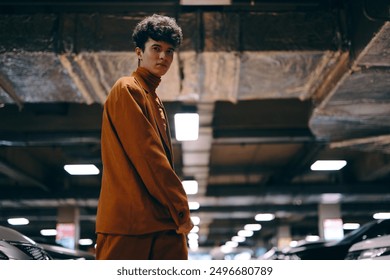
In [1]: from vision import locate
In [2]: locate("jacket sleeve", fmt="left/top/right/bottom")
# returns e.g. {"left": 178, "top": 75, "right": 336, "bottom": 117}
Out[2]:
{"left": 105, "top": 79, "right": 193, "bottom": 233}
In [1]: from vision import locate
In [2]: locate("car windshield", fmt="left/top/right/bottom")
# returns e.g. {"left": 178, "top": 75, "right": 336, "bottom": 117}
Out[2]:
{"left": 338, "top": 220, "right": 376, "bottom": 244}
{"left": 323, "top": 225, "right": 365, "bottom": 246}
{"left": 337, "top": 219, "right": 390, "bottom": 246}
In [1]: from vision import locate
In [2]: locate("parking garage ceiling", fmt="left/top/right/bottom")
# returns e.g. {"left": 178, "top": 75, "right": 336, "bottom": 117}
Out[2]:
{"left": 0, "top": 0, "right": 390, "bottom": 251}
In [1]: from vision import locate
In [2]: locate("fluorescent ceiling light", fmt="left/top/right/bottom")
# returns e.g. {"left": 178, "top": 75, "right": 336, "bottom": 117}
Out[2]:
{"left": 244, "top": 224, "right": 262, "bottom": 231}
{"left": 188, "top": 239, "right": 199, "bottom": 246}
{"left": 180, "top": 0, "right": 231, "bottom": 5}
{"left": 190, "top": 226, "right": 200, "bottom": 233}
{"left": 373, "top": 212, "right": 390, "bottom": 219}
{"left": 321, "top": 193, "right": 342, "bottom": 204}
{"left": 8, "top": 217, "right": 29, "bottom": 225}
{"left": 305, "top": 235, "right": 320, "bottom": 242}
{"left": 64, "top": 164, "right": 100, "bottom": 175}
{"left": 188, "top": 201, "right": 200, "bottom": 210}
{"left": 255, "top": 213, "right": 275, "bottom": 221}
{"left": 40, "top": 229, "right": 57, "bottom": 236}
{"left": 79, "top": 239, "right": 93, "bottom": 246}
{"left": 232, "top": 236, "right": 246, "bottom": 243}
{"left": 310, "top": 160, "right": 347, "bottom": 171}
{"left": 182, "top": 180, "right": 198, "bottom": 195}
{"left": 343, "top": 223, "right": 360, "bottom": 230}
{"left": 220, "top": 245, "right": 233, "bottom": 254}
{"left": 225, "top": 241, "right": 239, "bottom": 248}
{"left": 191, "top": 216, "right": 200, "bottom": 226}
{"left": 187, "top": 233, "right": 199, "bottom": 240}
{"left": 237, "top": 230, "right": 254, "bottom": 237}
{"left": 174, "top": 113, "right": 199, "bottom": 141}
{"left": 189, "top": 242, "right": 199, "bottom": 251}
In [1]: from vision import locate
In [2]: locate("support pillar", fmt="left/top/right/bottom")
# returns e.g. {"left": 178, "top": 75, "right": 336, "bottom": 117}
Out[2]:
{"left": 318, "top": 203, "right": 343, "bottom": 241}
{"left": 56, "top": 206, "right": 80, "bottom": 249}
{"left": 277, "top": 225, "right": 291, "bottom": 249}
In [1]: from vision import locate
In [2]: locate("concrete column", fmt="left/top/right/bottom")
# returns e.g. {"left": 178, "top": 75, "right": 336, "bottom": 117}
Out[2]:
{"left": 277, "top": 225, "right": 291, "bottom": 249}
{"left": 318, "top": 203, "right": 343, "bottom": 241}
{"left": 56, "top": 206, "right": 80, "bottom": 249}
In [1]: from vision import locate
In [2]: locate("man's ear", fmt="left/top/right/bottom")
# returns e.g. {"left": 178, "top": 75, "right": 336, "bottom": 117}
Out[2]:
{"left": 135, "top": 47, "right": 142, "bottom": 59}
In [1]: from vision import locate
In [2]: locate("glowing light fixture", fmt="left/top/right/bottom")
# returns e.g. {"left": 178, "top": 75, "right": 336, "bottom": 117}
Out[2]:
{"left": 373, "top": 212, "right": 390, "bottom": 219}
{"left": 40, "top": 229, "right": 57, "bottom": 236}
{"left": 220, "top": 245, "right": 233, "bottom": 254}
{"left": 7, "top": 218, "right": 29, "bottom": 225}
{"left": 232, "top": 236, "right": 246, "bottom": 243}
{"left": 180, "top": 0, "right": 231, "bottom": 5}
{"left": 310, "top": 160, "right": 347, "bottom": 171}
{"left": 188, "top": 201, "right": 200, "bottom": 210}
{"left": 188, "top": 239, "right": 199, "bottom": 250}
{"left": 182, "top": 180, "right": 198, "bottom": 195}
{"left": 79, "top": 239, "right": 93, "bottom": 246}
{"left": 187, "top": 233, "right": 199, "bottom": 240}
{"left": 190, "top": 226, "right": 200, "bottom": 233}
{"left": 191, "top": 216, "right": 200, "bottom": 226}
{"left": 237, "top": 230, "right": 254, "bottom": 237}
{"left": 174, "top": 113, "right": 199, "bottom": 141}
{"left": 343, "top": 223, "right": 360, "bottom": 230}
{"left": 321, "top": 193, "right": 342, "bottom": 204}
{"left": 225, "top": 241, "right": 238, "bottom": 248}
{"left": 244, "top": 224, "right": 262, "bottom": 231}
{"left": 305, "top": 235, "right": 320, "bottom": 242}
{"left": 64, "top": 164, "right": 100, "bottom": 175}
{"left": 255, "top": 213, "right": 275, "bottom": 221}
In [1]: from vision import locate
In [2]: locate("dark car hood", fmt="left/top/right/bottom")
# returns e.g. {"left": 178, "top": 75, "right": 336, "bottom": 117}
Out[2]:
{"left": 0, "top": 225, "right": 37, "bottom": 244}
{"left": 286, "top": 241, "right": 350, "bottom": 260}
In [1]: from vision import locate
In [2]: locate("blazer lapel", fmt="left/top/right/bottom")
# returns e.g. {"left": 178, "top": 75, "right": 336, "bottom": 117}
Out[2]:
{"left": 133, "top": 71, "right": 174, "bottom": 166}
{"left": 147, "top": 92, "right": 174, "bottom": 164}
{"left": 159, "top": 103, "right": 175, "bottom": 166}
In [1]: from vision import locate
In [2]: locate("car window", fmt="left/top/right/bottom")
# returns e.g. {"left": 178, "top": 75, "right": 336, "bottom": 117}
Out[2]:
{"left": 362, "top": 220, "right": 390, "bottom": 240}
{"left": 340, "top": 220, "right": 375, "bottom": 244}
{"left": 338, "top": 220, "right": 390, "bottom": 245}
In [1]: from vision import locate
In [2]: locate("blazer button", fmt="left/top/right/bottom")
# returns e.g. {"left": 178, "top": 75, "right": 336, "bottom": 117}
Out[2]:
{"left": 179, "top": 212, "right": 184, "bottom": 218}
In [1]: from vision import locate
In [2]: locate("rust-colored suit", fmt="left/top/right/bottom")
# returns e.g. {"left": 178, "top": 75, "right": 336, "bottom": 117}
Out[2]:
{"left": 95, "top": 67, "right": 193, "bottom": 259}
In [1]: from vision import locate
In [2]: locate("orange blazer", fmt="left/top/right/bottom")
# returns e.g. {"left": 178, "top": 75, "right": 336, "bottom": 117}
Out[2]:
{"left": 96, "top": 69, "right": 193, "bottom": 236}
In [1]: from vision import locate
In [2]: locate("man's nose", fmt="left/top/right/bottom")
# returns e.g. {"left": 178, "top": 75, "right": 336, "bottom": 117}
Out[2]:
{"left": 159, "top": 52, "right": 166, "bottom": 60}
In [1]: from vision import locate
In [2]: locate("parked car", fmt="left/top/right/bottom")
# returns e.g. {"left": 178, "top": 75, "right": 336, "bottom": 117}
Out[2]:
{"left": 259, "top": 240, "right": 327, "bottom": 260}
{"left": 39, "top": 243, "right": 95, "bottom": 260}
{"left": 281, "top": 240, "right": 327, "bottom": 254}
{"left": 0, "top": 225, "right": 51, "bottom": 260}
{"left": 281, "top": 219, "right": 390, "bottom": 260}
{"left": 345, "top": 234, "right": 390, "bottom": 260}
{"left": 258, "top": 247, "right": 284, "bottom": 260}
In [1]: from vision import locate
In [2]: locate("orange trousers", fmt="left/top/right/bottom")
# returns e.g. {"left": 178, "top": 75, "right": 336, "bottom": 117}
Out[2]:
{"left": 96, "top": 230, "right": 188, "bottom": 260}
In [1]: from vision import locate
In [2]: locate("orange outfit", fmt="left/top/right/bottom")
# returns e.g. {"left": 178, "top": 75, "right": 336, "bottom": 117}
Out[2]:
{"left": 95, "top": 67, "right": 193, "bottom": 259}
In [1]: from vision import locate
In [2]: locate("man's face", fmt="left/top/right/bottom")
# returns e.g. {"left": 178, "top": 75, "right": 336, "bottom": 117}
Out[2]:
{"left": 136, "top": 38, "right": 175, "bottom": 77}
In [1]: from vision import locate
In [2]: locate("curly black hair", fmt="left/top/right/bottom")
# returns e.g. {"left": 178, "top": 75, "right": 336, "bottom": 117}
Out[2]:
{"left": 132, "top": 14, "right": 183, "bottom": 51}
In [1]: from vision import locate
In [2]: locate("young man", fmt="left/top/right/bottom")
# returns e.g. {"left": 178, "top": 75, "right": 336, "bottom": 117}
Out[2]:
{"left": 95, "top": 14, "right": 193, "bottom": 260}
